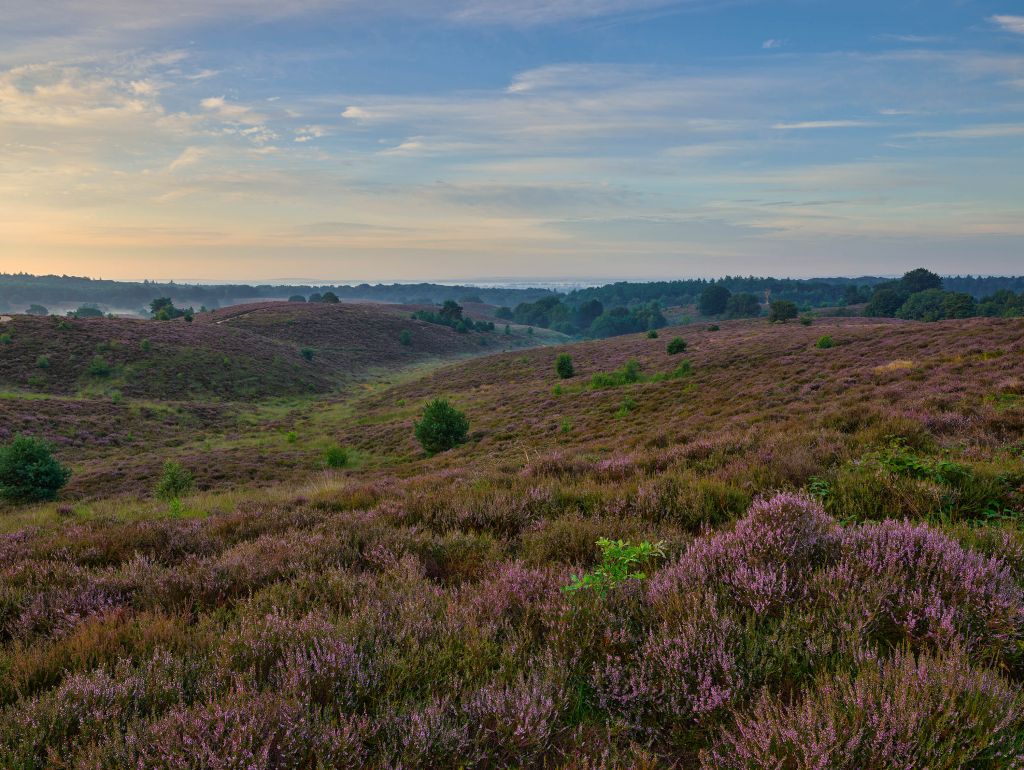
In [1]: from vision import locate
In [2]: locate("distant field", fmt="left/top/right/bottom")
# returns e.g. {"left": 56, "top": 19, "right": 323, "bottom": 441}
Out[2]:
{"left": 1, "top": 314, "right": 1023, "bottom": 767}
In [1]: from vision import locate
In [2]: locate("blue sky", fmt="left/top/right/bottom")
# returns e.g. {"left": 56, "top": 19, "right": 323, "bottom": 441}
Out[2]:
{"left": 1, "top": 1, "right": 1022, "bottom": 281}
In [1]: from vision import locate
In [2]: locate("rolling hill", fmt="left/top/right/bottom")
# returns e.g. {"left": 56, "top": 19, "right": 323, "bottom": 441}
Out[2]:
{"left": 1, "top": 315, "right": 1023, "bottom": 768}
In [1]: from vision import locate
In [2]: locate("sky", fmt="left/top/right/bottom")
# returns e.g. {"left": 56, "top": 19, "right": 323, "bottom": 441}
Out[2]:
{"left": 0, "top": 1, "right": 1022, "bottom": 282}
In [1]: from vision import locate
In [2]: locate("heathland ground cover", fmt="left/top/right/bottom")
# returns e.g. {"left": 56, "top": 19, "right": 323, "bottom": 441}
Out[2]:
{"left": 0, "top": 309, "right": 1022, "bottom": 767}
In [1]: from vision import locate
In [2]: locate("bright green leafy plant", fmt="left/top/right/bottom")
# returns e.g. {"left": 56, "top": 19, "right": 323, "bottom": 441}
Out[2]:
{"left": 563, "top": 538, "right": 665, "bottom": 596}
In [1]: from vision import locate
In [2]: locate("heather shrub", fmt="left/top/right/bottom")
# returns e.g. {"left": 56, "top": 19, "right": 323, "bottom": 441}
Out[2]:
{"left": 704, "top": 648, "right": 1024, "bottom": 770}
{"left": 0, "top": 435, "right": 71, "bottom": 504}
{"left": 667, "top": 337, "right": 687, "bottom": 355}
{"left": 593, "top": 591, "right": 747, "bottom": 743}
{"left": 555, "top": 353, "right": 575, "bottom": 379}
{"left": 463, "top": 672, "right": 563, "bottom": 766}
{"left": 633, "top": 475, "right": 749, "bottom": 531}
{"left": 127, "top": 690, "right": 372, "bottom": 769}
{"left": 826, "top": 520, "right": 1024, "bottom": 661}
{"left": 650, "top": 493, "right": 838, "bottom": 614}
{"left": 414, "top": 399, "right": 469, "bottom": 454}
{"left": 154, "top": 461, "right": 195, "bottom": 501}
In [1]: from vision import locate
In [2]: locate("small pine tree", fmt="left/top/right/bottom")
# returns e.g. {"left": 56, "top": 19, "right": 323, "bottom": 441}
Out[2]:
{"left": 0, "top": 436, "right": 71, "bottom": 504}
{"left": 667, "top": 337, "right": 687, "bottom": 355}
{"left": 154, "top": 461, "right": 194, "bottom": 501}
{"left": 300, "top": 347, "right": 315, "bottom": 361}
{"left": 414, "top": 399, "right": 469, "bottom": 454}
{"left": 399, "top": 330, "right": 412, "bottom": 346}
{"left": 555, "top": 353, "right": 574, "bottom": 379}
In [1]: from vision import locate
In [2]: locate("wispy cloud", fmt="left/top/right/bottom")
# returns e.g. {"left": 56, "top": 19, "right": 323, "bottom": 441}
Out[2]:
{"left": 876, "top": 33, "right": 950, "bottom": 44}
{"left": 762, "top": 39, "right": 784, "bottom": 49}
{"left": 166, "top": 146, "right": 206, "bottom": 173}
{"left": 907, "top": 123, "right": 1024, "bottom": 139}
{"left": 990, "top": 15, "right": 1024, "bottom": 35}
{"left": 771, "top": 120, "right": 877, "bottom": 130}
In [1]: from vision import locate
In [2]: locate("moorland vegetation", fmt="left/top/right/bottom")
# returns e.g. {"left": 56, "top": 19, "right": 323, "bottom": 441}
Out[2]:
{"left": 0, "top": 277, "right": 1022, "bottom": 767}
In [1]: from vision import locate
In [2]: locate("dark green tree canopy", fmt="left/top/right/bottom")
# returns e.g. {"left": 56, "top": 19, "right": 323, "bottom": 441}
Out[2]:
{"left": 0, "top": 435, "right": 71, "bottom": 504}
{"left": 726, "top": 292, "right": 761, "bottom": 318}
{"left": 699, "top": 284, "right": 732, "bottom": 316}
{"left": 900, "top": 268, "right": 943, "bottom": 294}
{"left": 768, "top": 300, "right": 798, "bottom": 323}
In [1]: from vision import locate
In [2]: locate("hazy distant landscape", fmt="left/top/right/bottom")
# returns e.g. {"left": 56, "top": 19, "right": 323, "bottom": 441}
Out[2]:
{"left": 3, "top": 0, "right": 1024, "bottom": 766}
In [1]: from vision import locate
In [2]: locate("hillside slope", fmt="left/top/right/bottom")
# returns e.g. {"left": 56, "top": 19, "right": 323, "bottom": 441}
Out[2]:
{"left": 1, "top": 316, "right": 1023, "bottom": 768}
{"left": 195, "top": 301, "right": 525, "bottom": 372}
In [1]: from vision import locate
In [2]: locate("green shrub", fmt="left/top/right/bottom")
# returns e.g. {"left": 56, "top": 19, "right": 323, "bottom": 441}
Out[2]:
{"left": 35, "top": 355, "right": 49, "bottom": 369}
{"left": 614, "top": 397, "right": 637, "bottom": 419}
{"left": 324, "top": 445, "right": 350, "bottom": 469}
{"left": 555, "top": 353, "right": 574, "bottom": 379}
{"left": 816, "top": 335, "right": 835, "bottom": 349}
{"left": 285, "top": 431, "right": 298, "bottom": 444}
{"left": 414, "top": 399, "right": 470, "bottom": 454}
{"left": 0, "top": 333, "right": 12, "bottom": 345}
{"left": 399, "top": 330, "right": 412, "bottom": 346}
{"left": 590, "top": 359, "right": 643, "bottom": 389}
{"left": 799, "top": 315, "right": 813, "bottom": 326}
{"left": 560, "top": 419, "right": 572, "bottom": 434}
{"left": 0, "top": 435, "right": 71, "bottom": 504}
{"left": 140, "top": 339, "right": 151, "bottom": 353}
{"left": 646, "top": 329, "right": 659, "bottom": 339}
{"left": 87, "top": 355, "right": 112, "bottom": 377}
{"left": 300, "top": 347, "right": 315, "bottom": 361}
{"left": 667, "top": 337, "right": 687, "bottom": 355}
{"left": 563, "top": 538, "right": 665, "bottom": 596}
{"left": 707, "top": 324, "right": 720, "bottom": 331}
{"left": 769, "top": 300, "right": 799, "bottom": 323}
{"left": 154, "top": 461, "right": 195, "bottom": 501}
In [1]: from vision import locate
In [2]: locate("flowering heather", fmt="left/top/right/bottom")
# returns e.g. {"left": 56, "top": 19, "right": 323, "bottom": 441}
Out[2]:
{"left": 704, "top": 647, "right": 1024, "bottom": 770}
{"left": 649, "top": 492, "right": 839, "bottom": 613}
{"left": 0, "top": 317, "right": 1021, "bottom": 766}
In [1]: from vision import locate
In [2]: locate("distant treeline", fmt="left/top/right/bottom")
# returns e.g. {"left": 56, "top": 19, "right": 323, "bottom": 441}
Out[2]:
{"left": 0, "top": 274, "right": 556, "bottom": 314}
{"left": 496, "top": 271, "right": 1024, "bottom": 337}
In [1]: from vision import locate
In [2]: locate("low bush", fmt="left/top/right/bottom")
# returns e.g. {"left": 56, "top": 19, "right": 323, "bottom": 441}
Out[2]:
{"left": 415, "top": 399, "right": 470, "bottom": 454}
{"left": 815, "top": 335, "right": 835, "bottom": 349}
{"left": 324, "top": 445, "right": 351, "bottom": 469}
{"left": 300, "top": 347, "right": 315, "bottom": 361}
{"left": 0, "top": 435, "right": 71, "bottom": 503}
{"left": 667, "top": 337, "right": 687, "bottom": 355}
{"left": 555, "top": 354, "right": 574, "bottom": 379}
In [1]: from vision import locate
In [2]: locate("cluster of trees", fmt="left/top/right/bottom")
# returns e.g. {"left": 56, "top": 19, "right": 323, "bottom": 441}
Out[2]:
{"left": 860, "top": 268, "right": 1024, "bottom": 322}
{"left": 149, "top": 298, "right": 195, "bottom": 322}
{"left": 697, "top": 285, "right": 762, "bottom": 318}
{"left": 565, "top": 276, "right": 887, "bottom": 311}
{"left": 496, "top": 296, "right": 667, "bottom": 339}
{"left": 413, "top": 301, "right": 495, "bottom": 333}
